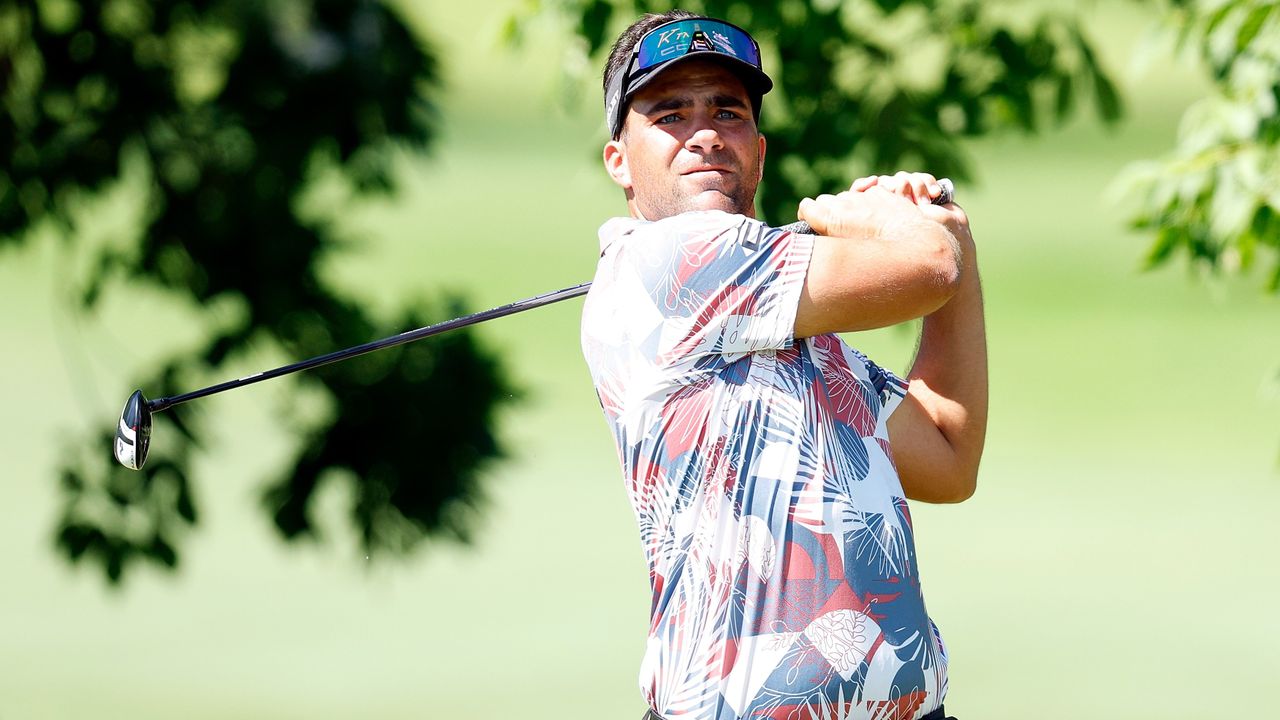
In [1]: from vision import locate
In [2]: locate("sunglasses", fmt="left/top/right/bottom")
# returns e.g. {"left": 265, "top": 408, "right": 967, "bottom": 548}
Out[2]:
{"left": 607, "top": 18, "right": 766, "bottom": 138}
{"left": 635, "top": 18, "right": 762, "bottom": 73}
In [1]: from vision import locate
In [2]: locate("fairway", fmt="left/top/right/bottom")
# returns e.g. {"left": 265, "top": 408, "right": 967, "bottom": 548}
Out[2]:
{"left": 2, "top": 2, "right": 1278, "bottom": 719}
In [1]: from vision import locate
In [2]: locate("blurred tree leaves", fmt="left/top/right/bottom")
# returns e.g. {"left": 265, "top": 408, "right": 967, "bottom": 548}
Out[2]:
{"left": 1, "top": 0, "right": 516, "bottom": 583}
{"left": 531, "top": 0, "right": 1276, "bottom": 428}
{"left": 515, "top": 0, "right": 1124, "bottom": 223}
{"left": 525, "top": 0, "right": 1280, "bottom": 294}
{"left": 1121, "top": 0, "right": 1280, "bottom": 291}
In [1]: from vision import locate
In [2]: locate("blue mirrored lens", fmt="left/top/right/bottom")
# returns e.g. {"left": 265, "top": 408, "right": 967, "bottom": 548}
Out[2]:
{"left": 635, "top": 19, "right": 761, "bottom": 71}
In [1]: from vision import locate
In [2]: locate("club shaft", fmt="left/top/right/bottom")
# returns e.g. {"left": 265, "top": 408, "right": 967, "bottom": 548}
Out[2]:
{"left": 144, "top": 181, "right": 954, "bottom": 414}
{"left": 147, "top": 282, "right": 592, "bottom": 414}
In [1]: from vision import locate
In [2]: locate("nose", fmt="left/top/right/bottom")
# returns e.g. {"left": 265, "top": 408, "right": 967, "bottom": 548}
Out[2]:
{"left": 685, "top": 120, "right": 724, "bottom": 152}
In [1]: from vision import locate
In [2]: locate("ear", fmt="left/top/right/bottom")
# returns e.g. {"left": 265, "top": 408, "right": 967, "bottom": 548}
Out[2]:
{"left": 757, "top": 133, "right": 767, "bottom": 178}
{"left": 603, "top": 139, "right": 632, "bottom": 190}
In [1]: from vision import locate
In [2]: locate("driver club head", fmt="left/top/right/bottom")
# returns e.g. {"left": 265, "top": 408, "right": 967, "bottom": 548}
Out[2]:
{"left": 114, "top": 390, "right": 153, "bottom": 471}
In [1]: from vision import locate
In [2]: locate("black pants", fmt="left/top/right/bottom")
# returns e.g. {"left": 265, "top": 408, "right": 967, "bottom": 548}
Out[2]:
{"left": 643, "top": 708, "right": 956, "bottom": 720}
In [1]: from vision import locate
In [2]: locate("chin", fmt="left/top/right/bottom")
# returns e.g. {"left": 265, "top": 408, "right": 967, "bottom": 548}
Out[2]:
{"left": 686, "top": 191, "right": 749, "bottom": 216}
{"left": 639, "top": 188, "right": 751, "bottom": 220}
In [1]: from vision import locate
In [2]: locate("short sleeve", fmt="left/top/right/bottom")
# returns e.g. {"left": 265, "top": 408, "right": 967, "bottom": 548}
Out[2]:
{"left": 606, "top": 211, "right": 814, "bottom": 366}
{"left": 848, "top": 345, "right": 911, "bottom": 421}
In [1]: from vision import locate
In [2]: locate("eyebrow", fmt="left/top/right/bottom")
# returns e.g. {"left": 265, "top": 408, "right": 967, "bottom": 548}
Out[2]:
{"left": 640, "top": 93, "right": 750, "bottom": 115}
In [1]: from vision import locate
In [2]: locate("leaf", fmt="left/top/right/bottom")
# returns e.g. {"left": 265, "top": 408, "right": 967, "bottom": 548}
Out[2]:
{"left": 1069, "top": 22, "right": 1122, "bottom": 124}
{"left": 1092, "top": 67, "right": 1122, "bottom": 123}
{"left": 1054, "top": 71, "right": 1076, "bottom": 123}
{"left": 1256, "top": 206, "right": 1280, "bottom": 248}
{"left": 150, "top": 536, "right": 178, "bottom": 568}
{"left": 1145, "top": 224, "right": 1184, "bottom": 269}
{"left": 581, "top": 0, "right": 614, "bottom": 54}
{"left": 105, "top": 548, "right": 125, "bottom": 583}
{"left": 57, "top": 523, "right": 98, "bottom": 560}
{"left": 1072, "top": 22, "right": 1099, "bottom": 67}
{"left": 1204, "top": 1, "right": 1237, "bottom": 41}
{"left": 1238, "top": 220, "right": 1258, "bottom": 269}
{"left": 176, "top": 477, "right": 198, "bottom": 524}
{"left": 1236, "top": 3, "right": 1275, "bottom": 52}
{"left": 499, "top": 13, "right": 522, "bottom": 46}
{"left": 60, "top": 468, "right": 84, "bottom": 491}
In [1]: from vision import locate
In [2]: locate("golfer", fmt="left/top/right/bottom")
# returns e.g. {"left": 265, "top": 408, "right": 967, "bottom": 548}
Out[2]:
{"left": 581, "top": 10, "right": 987, "bottom": 720}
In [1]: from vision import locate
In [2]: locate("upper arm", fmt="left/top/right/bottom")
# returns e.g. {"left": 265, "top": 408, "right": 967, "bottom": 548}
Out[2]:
{"left": 886, "top": 378, "right": 981, "bottom": 503}
{"left": 793, "top": 220, "right": 961, "bottom": 338}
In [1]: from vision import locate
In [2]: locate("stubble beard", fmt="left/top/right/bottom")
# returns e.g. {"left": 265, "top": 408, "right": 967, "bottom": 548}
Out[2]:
{"left": 639, "top": 167, "right": 759, "bottom": 220}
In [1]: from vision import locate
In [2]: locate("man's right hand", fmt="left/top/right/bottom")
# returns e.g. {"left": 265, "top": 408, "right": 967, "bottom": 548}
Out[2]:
{"left": 849, "top": 172, "right": 973, "bottom": 255}
{"left": 793, "top": 181, "right": 961, "bottom": 338}
{"left": 797, "top": 185, "right": 931, "bottom": 242}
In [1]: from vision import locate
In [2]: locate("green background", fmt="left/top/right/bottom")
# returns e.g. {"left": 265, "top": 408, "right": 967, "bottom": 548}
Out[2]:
{"left": 2, "top": 1, "right": 1278, "bottom": 718}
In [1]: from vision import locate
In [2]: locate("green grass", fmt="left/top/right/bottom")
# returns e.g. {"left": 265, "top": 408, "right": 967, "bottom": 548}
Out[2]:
{"left": 2, "top": 1, "right": 1278, "bottom": 719}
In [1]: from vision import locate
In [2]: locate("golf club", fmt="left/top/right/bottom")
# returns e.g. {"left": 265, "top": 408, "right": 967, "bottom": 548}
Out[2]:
{"left": 114, "top": 179, "right": 954, "bottom": 470}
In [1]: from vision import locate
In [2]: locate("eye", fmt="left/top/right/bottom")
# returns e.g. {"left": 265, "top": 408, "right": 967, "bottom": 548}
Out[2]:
{"left": 715, "top": 109, "right": 742, "bottom": 120}
{"left": 656, "top": 113, "right": 681, "bottom": 124}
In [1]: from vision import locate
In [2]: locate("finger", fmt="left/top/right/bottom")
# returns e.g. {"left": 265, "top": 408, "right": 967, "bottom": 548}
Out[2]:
{"left": 890, "top": 171, "right": 921, "bottom": 204}
{"left": 877, "top": 174, "right": 903, "bottom": 195}
{"left": 906, "top": 172, "right": 941, "bottom": 203}
{"left": 797, "top": 194, "right": 837, "bottom": 232}
{"left": 908, "top": 175, "right": 932, "bottom": 206}
{"left": 862, "top": 185, "right": 903, "bottom": 200}
{"left": 918, "top": 203, "right": 949, "bottom": 223}
{"left": 851, "top": 176, "right": 877, "bottom": 192}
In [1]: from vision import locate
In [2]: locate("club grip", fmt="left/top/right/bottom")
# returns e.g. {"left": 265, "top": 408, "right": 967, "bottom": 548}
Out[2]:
{"left": 778, "top": 178, "right": 954, "bottom": 235}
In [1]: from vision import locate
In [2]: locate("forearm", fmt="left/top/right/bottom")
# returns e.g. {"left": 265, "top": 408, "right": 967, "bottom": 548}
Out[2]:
{"left": 898, "top": 235, "right": 988, "bottom": 500}
{"left": 796, "top": 216, "right": 960, "bottom": 336}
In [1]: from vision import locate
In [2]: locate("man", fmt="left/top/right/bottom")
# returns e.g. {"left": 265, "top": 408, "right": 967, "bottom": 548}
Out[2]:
{"left": 581, "top": 10, "right": 987, "bottom": 720}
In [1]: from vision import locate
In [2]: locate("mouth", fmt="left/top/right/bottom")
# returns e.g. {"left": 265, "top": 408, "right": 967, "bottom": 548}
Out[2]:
{"left": 682, "top": 167, "right": 730, "bottom": 176}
